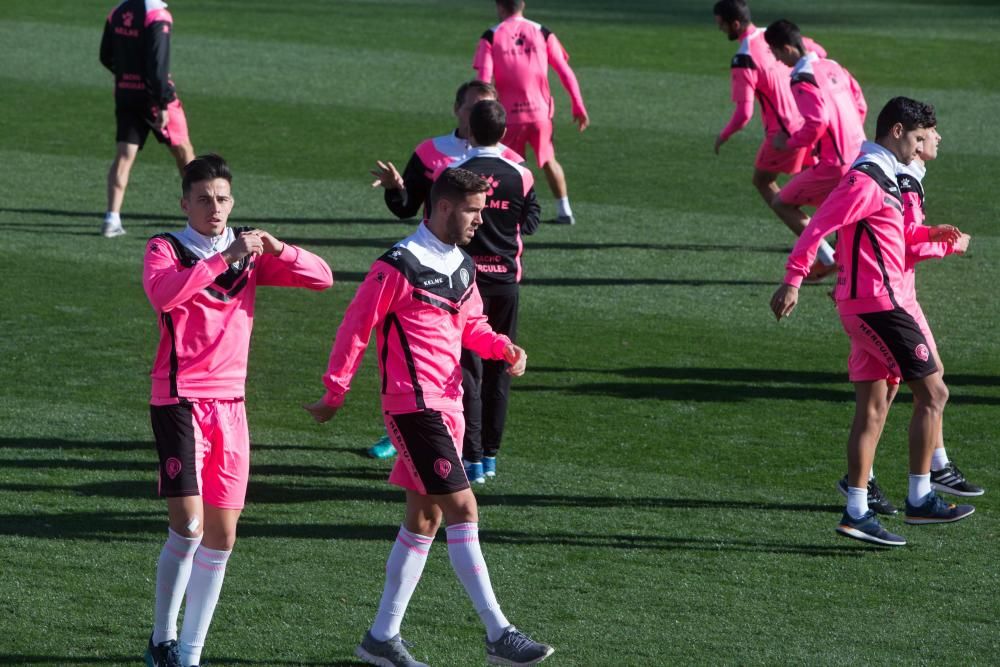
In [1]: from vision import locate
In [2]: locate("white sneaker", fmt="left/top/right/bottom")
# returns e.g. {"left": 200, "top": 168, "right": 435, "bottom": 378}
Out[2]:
{"left": 101, "top": 218, "right": 126, "bottom": 238}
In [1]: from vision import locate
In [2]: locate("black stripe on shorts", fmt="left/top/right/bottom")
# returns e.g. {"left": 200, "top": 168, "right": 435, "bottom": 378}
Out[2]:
{"left": 857, "top": 308, "right": 938, "bottom": 382}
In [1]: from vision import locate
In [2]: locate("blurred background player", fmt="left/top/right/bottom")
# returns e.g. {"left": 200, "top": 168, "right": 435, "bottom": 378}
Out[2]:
{"left": 445, "top": 99, "right": 541, "bottom": 483}
{"left": 474, "top": 0, "right": 589, "bottom": 225}
{"left": 771, "top": 98, "right": 972, "bottom": 547}
{"left": 305, "top": 168, "right": 553, "bottom": 667}
{"left": 368, "top": 79, "right": 522, "bottom": 460}
{"left": 712, "top": 1, "right": 828, "bottom": 218}
{"left": 100, "top": 0, "right": 195, "bottom": 238}
{"left": 765, "top": 19, "right": 867, "bottom": 282}
{"left": 835, "top": 123, "right": 983, "bottom": 512}
{"left": 143, "top": 154, "right": 332, "bottom": 667}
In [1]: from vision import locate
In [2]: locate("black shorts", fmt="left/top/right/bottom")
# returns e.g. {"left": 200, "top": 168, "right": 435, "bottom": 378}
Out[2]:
{"left": 385, "top": 409, "right": 469, "bottom": 495}
{"left": 848, "top": 307, "right": 939, "bottom": 382}
{"left": 150, "top": 401, "right": 199, "bottom": 498}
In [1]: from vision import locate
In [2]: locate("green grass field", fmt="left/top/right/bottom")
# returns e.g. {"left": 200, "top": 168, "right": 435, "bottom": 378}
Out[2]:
{"left": 1, "top": 1, "right": 999, "bottom": 665}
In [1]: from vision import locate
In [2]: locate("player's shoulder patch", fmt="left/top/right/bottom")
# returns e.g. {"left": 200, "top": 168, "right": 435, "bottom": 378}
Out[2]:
{"left": 731, "top": 53, "right": 755, "bottom": 69}
{"left": 541, "top": 25, "right": 552, "bottom": 40}
{"left": 791, "top": 72, "right": 818, "bottom": 87}
{"left": 481, "top": 29, "right": 495, "bottom": 43}
{"left": 150, "top": 232, "right": 198, "bottom": 267}
{"left": 897, "top": 174, "right": 925, "bottom": 203}
{"left": 852, "top": 162, "right": 903, "bottom": 205}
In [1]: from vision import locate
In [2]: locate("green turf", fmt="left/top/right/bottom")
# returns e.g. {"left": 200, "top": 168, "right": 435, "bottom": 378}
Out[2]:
{"left": 1, "top": 1, "right": 999, "bottom": 665}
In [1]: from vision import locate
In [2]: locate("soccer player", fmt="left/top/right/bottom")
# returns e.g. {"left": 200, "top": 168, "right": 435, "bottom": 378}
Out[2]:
{"left": 770, "top": 97, "right": 973, "bottom": 547}
{"left": 100, "top": 0, "right": 195, "bottom": 238}
{"left": 835, "top": 124, "right": 984, "bottom": 511}
{"left": 142, "top": 154, "right": 333, "bottom": 667}
{"left": 304, "top": 168, "right": 553, "bottom": 667}
{"left": 368, "top": 80, "right": 522, "bottom": 460}
{"left": 474, "top": 0, "right": 589, "bottom": 225}
{"left": 712, "top": 1, "right": 827, "bottom": 209}
{"left": 446, "top": 99, "right": 541, "bottom": 483}
{"left": 765, "top": 19, "right": 868, "bottom": 281}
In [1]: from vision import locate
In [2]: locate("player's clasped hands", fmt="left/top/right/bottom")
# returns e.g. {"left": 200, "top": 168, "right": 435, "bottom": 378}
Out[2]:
{"left": 370, "top": 160, "right": 404, "bottom": 190}
{"left": 223, "top": 229, "right": 283, "bottom": 264}
{"left": 927, "top": 224, "right": 961, "bottom": 245}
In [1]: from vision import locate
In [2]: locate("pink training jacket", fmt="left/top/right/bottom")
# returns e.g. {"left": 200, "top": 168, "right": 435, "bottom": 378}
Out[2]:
{"left": 784, "top": 142, "right": 934, "bottom": 315}
{"left": 321, "top": 223, "right": 512, "bottom": 414}
{"left": 474, "top": 15, "right": 587, "bottom": 124}
{"left": 144, "top": 230, "right": 333, "bottom": 403}
{"left": 897, "top": 161, "right": 954, "bottom": 307}
{"left": 721, "top": 24, "right": 827, "bottom": 141}
{"left": 786, "top": 52, "right": 867, "bottom": 168}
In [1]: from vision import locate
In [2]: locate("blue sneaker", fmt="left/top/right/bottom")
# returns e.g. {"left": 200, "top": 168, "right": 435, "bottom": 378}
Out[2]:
{"left": 144, "top": 635, "right": 181, "bottom": 667}
{"left": 464, "top": 459, "right": 485, "bottom": 484}
{"left": 356, "top": 631, "right": 428, "bottom": 667}
{"left": 904, "top": 492, "right": 975, "bottom": 525}
{"left": 486, "top": 626, "right": 554, "bottom": 665}
{"left": 367, "top": 434, "right": 397, "bottom": 459}
{"left": 835, "top": 510, "right": 906, "bottom": 546}
{"left": 483, "top": 456, "right": 497, "bottom": 478}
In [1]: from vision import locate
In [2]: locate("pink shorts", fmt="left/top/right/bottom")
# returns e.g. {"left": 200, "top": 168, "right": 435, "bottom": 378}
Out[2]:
{"left": 842, "top": 306, "right": 938, "bottom": 384}
{"left": 754, "top": 137, "right": 809, "bottom": 175}
{"left": 504, "top": 120, "right": 554, "bottom": 168}
{"left": 160, "top": 98, "right": 190, "bottom": 147}
{"left": 385, "top": 409, "right": 469, "bottom": 495}
{"left": 778, "top": 161, "right": 848, "bottom": 207}
{"left": 150, "top": 398, "right": 250, "bottom": 510}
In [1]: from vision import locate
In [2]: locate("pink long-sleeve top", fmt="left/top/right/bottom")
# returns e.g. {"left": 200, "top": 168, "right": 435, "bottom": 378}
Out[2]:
{"left": 897, "top": 161, "right": 954, "bottom": 308}
{"left": 784, "top": 143, "right": 933, "bottom": 315}
{"left": 321, "top": 223, "right": 512, "bottom": 414}
{"left": 143, "top": 228, "right": 333, "bottom": 403}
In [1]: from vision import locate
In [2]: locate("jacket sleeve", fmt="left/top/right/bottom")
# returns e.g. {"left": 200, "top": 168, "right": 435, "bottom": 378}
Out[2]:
{"left": 321, "top": 261, "right": 404, "bottom": 407}
{"left": 254, "top": 243, "right": 333, "bottom": 290}
{"left": 786, "top": 79, "right": 827, "bottom": 151}
{"left": 460, "top": 283, "right": 512, "bottom": 360}
{"left": 100, "top": 19, "right": 114, "bottom": 72}
{"left": 784, "top": 176, "right": 879, "bottom": 287}
{"left": 143, "top": 15, "right": 174, "bottom": 107}
{"left": 143, "top": 238, "right": 230, "bottom": 312}
{"left": 520, "top": 187, "right": 541, "bottom": 236}
{"left": 546, "top": 32, "right": 587, "bottom": 117}
{"left": 384, "top": 151, "right": 430, "bottom": 219}
{"left": 473, "top": 32, "right": 494, "bottom": 82}
{"left": 720, "top": 64, "right": 756, "bottom": 140}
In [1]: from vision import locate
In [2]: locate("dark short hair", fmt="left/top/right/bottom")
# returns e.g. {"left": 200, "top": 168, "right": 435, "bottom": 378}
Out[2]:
{"left": 454, "top": 79, "right": 497, "bottom": 108}
{"left": 431, "top": 168, "right": 490, "bottom": 207}
{"left": 496, "top": 0, "right": 525, "bottom": 13}
{"left": 713, "top": 0, "right": 751, "bottom": 24}
{"left": 764, "top": 19, "right": 805, "bottom": 53}
{"left": 182, "top": 153, "right": 231, "bottom": 196}
{"left": 875, "top": 97, "right": 937, "bottom": 139}
{"left": 469, "top": 99, "right": 506, "bottom": 146}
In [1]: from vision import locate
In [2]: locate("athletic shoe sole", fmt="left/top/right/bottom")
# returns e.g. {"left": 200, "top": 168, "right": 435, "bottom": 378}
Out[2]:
{"left": 835, "top": 524, "right": 906, "bottom": 547}
{"left": 904, "top": 506, "right": 975, "bottom": 525}
{"left": 486, "top": 646, "right": 555, "bottom": 666}
{"left": 354, "top": 646, "right": 405, "bottom": 667}
{"left": 931, "top": 482, "right": 985, "bottom": 497}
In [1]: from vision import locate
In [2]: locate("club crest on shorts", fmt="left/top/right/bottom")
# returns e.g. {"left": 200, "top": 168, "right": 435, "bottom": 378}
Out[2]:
{"left": 914, "top": 343, "right": 930, "bottom": 362}
{"left": 434, "top": 458, "right": 452, "bottom": 479}
{"left": 165, "top": 457, "right": 183, "bottom": 479}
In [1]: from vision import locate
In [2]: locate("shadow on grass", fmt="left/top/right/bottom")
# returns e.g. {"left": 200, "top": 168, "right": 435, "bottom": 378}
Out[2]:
{"left": 518, "top": 366, "right": 1000, "bottom": 404}
{"left": 0, "top": 208, "right": 399, "bottom": 226}
{"left": 0, "top": 510, "right": 866, "bottom": 557}
{"left": 0, "top": 437, "right": 364, "bottom": 454}
{"left": 0, "top": 656, "right": 353, "bottom": 666}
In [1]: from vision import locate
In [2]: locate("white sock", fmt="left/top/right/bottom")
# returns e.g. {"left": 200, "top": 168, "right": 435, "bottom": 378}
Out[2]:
{"left": 931, "top": 448, "right": 949, "bottom": 471}
{"left": 817, "top": 240, "right": 836, "bottom": 266}
{"left": 556, "top": 197, "right": 572, "bottom": 218}
{"left": 104, "top": 211, "right": 121, "bottom": 224}
{"left": 370, "top": 527, "right": 434, "bottom": 642}
{"left": 152, "top": 528, "right": 202, "bottom": 645}
{"left": 846, "top": 486, "right": 868, "bottom": 520}
{"left": 908, "top": 473, "right": 932, "bottom": 506}
{"left": 446, "top": 523, "right": 509, "bottom": 642}
{"left": 178, "top": 545, "right": 231, "bottom": 667}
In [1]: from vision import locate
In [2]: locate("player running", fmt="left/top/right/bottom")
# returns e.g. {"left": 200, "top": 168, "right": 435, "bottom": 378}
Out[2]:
{"left": 443, "top": 99, "right": 541, "bottom": 483}
{"left": 305, "top": 168, "right": 553, "bottom": 667}
{"left": 765, "top": 19, "right": 868, "bottom": 281}
{"left": 474, "top": 0, "right": 589, "bottom": 225}
{"left": 142, "top": 154, "right": 332, "bottom": 667}
{"left": 770, "top": 98, "right": 973, "bottom": 547}
{"left": 100, "top": 0, "right": 195, "bottom": 238}
{"left": 712, "top": 1, "right": 827, "bottom": 212}
{"left": 835, "top": 124, "right": 984, "bottom": 512}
